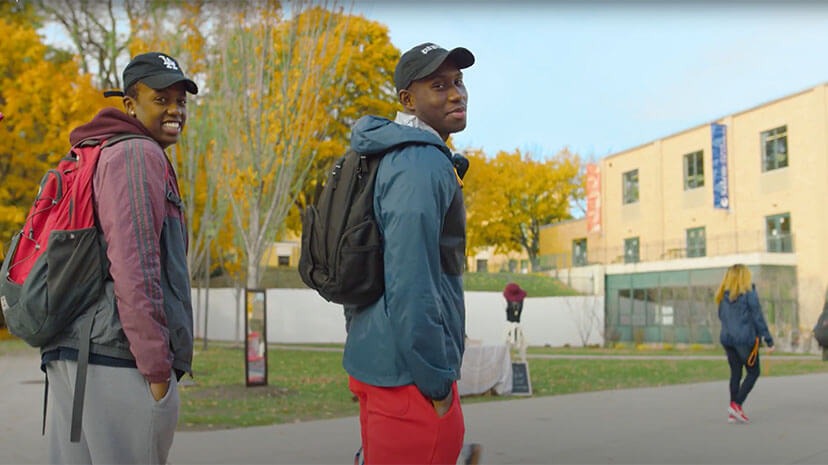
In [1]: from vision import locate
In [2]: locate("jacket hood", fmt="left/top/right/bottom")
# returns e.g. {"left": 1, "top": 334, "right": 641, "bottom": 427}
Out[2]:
{"left": 350, "top": 115, "right": 450, "bottom": 157}
{"left": 69, "top": 107, "right": 154, "bottom": 146}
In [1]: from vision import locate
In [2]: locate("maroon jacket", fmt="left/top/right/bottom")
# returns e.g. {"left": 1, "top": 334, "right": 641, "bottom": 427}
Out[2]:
{"left": 44, "top": 108, "right": 194, "bottom": 382}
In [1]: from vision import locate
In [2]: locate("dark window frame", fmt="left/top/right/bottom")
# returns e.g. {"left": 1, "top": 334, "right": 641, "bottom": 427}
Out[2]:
{"left": 683, "top": 150, "right": 704, "bottom": 190}
{"left": 766, "top": 213, "right": 793, "bottom": 253}
{"left": 761, "top": 125, "right": 788, "bottom": 172}
{"left": 686, "top": 226, "right": 706, "bottom": 257}
{"left": 624, "top": 237, "right": 640, "bottom": 264}
{"left": 572, "top": 238, "right": 587, "bottom": 267}
{"left": 623, "top": 169, "right": 639, "bottom": 204}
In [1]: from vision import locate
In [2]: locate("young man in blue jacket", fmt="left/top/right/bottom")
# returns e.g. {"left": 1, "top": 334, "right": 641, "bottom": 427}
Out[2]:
{"left": 343, "top": 42, "right": 475, "bottom": 464}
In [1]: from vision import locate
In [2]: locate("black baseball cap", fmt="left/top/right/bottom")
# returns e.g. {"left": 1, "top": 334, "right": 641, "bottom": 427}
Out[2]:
{"left": 394, "top": 42, "right": 475, "bottom": 93}
{"left": 123, "top": 52, "right": 198, "bottom": 94}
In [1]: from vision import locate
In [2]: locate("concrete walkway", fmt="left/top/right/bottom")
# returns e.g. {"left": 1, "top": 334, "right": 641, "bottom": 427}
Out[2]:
{"left": 3, "top": 351, "right": 828, "bottom": 464}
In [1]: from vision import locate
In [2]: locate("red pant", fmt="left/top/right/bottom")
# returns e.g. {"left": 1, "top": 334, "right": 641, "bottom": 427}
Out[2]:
{"left": 349, "top": 376, "right": 465, "bottom": 465}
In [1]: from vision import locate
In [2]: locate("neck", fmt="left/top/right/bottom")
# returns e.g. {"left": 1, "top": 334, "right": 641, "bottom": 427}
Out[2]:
{"left": 395, "top": 112, "right": 444, "bottom": 141}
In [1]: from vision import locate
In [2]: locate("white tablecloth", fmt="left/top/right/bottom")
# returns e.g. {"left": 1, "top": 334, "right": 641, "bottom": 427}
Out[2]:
{"left": 458, "top": 343, "right": 513, "bottom": 396}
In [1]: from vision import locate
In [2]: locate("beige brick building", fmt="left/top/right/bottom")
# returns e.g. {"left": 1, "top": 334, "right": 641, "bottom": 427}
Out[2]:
{"left": 540, "top": 83, "right": 828, "bottom": 351}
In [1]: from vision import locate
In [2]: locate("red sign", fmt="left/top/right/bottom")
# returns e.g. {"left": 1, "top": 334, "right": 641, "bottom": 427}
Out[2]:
{"left": 586, "top": 163, "right": 601, "bottom": 234}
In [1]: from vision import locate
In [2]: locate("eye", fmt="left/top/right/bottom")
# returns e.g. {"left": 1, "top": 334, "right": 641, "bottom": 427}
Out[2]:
{"left": 178, "top": 98, "right": 187, "bottom": 107}
{"left": 432, "top": 81, "right": 446, "bottom": 90}
{"left": 155, "top": 96, "right": 167, "bottom": 104}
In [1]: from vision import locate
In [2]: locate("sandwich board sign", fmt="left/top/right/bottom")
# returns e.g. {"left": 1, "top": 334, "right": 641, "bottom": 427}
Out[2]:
{"left": 511, "top": 362, "right": 532, "bottom": 396}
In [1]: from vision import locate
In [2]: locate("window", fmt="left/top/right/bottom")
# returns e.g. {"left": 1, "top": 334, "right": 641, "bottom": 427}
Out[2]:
{"left": 623, "top": 169, "right": 639, "bottom": 204}
{"left": 476, "top": 259, "right": 488, "bottom": 273}
{"left": 766, "top": 213, "right": 793, "bottom": 252}
{"left": 761, "top": 126, "right": 788, "bottom": 172}
{"left": 683, "top": 150, "right": 704, "bottom": 190}
{"left": 624, "top": 237, "right": 640, "bottom": 263}
{"left": 277, "top": 255, "right": 290, "bottom": 267}
{"left": 686, "top": 227, "right": 706, "bottom": 257}
{"left": 572, "top": 238, "right": 587, "bottom": 267}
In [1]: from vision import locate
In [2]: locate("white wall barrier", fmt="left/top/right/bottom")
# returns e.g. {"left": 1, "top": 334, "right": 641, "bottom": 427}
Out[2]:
{"left": 192, "top": 289, "right": 605, "bottom": 348}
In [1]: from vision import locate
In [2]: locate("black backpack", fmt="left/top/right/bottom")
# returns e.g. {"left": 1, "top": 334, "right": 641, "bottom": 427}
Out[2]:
{"left": 299, "top": 143, "right": 468, "bottom": 307}
{"left": 814, "top": 303, "right": 828, "bottom": 348}
{"left": 299, "top": 149, "right": 386, "bottom": 306}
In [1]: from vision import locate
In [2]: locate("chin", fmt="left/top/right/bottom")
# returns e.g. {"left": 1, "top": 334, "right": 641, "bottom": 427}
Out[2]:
{"left": 450, "top": 122, "right": 467, "bottom": 134}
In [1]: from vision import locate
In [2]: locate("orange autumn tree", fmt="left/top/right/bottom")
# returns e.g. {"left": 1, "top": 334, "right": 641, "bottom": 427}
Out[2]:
{"left": 128, "top": 1, "right": 231, "bottom": 284}
{"left": 285, "top": 12, "right": 399, "bottom": 233}
{"left": 0, "top": 13, "right": 110, "bottom": 254}
{"left": 209, "top": 1, "right": 349, "bottom": 289}
{"left": 460, "top": 149, "right": 498, "bottom": 260}
{"left": 33, "top": 0, "right": 229, "bottom": 283}
{"left": 463, "top": 148, "right": 583, "bottom": 271}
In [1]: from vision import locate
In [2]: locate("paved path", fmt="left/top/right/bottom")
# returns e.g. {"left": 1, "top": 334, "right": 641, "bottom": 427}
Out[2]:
{"left": 3, "top": 351, "right": 828, "bottom": 464}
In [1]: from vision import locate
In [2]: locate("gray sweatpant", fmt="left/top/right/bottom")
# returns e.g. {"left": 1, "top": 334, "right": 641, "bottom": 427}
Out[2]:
{"left": 45, "top": 360, "right": 179, "bottom": 464}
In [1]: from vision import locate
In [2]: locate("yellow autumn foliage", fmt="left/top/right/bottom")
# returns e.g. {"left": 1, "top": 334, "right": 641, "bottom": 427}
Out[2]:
{"left": 0, "top": 16, "right": 113, "bottom": 255}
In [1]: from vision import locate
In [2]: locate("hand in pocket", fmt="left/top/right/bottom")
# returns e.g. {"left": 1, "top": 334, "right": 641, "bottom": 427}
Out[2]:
{"left": 431, "top": 391, "right": 453, "bottom": 417}
{"left": 150, "top": 380, "right": 170, "bottom": 401}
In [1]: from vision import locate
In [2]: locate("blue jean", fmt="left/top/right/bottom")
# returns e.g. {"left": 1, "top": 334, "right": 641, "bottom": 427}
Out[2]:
{"left": 724, "top": 345, "right": 760, "bottom": 405}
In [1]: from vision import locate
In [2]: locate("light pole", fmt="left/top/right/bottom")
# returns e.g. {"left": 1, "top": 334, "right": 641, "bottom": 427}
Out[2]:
{"left": 202, "top": 227, "right": 215, "bottom": 350}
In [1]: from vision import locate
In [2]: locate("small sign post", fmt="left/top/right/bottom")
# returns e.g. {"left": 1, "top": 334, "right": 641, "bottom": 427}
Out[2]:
{"left": 511, "top": 361, "right": 532, "bottom": 396}
{"left": 244, "top": 288, "right": 268, "bottom": 387}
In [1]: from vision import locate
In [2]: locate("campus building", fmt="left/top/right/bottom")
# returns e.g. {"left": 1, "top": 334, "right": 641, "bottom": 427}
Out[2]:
{"left": 539, "top": 83, "right": 828, "bottom": 352}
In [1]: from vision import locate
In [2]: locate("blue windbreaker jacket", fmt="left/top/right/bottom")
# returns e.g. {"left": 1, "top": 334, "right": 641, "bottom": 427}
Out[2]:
{"left": 342, "top": 115, "right": 466, "bottom": 401}
{"left": 718, "top": 286, "right": 774, "bottom": 348}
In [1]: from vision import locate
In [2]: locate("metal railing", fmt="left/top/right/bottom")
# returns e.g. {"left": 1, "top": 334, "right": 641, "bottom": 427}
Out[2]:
{"left": 539, "top": 230, "right": 795, "bottom": 271}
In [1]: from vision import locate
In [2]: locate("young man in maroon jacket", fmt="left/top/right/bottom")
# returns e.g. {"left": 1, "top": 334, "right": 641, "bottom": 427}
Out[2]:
{"left": 41, "top": 52, "right": 196, "bottom": 464}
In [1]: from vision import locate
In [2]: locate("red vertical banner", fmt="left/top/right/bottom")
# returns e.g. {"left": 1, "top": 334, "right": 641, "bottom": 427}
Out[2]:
{"left": 586, "top": 163, "right": 601, "bottom": 234}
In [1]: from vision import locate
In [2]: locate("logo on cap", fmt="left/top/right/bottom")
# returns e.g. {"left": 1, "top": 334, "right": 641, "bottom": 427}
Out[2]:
{"left": 420, "top": 44, "right": 440, "bottom": 55}
{"left": 158, "top": 55, "right": 179, "bottom": 71}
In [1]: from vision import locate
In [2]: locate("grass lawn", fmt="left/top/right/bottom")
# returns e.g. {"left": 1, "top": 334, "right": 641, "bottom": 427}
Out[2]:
{"left": 5, "top": 334, "right": 827, "bottom": 431}
{"left": 177, "top": 342, "right": 828, "bottom": 430}
{"left": 200, "top": 268, "right": 578, "bottom": 297}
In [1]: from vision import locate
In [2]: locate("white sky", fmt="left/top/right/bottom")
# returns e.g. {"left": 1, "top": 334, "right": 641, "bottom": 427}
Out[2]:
{"left": 353, "top": 0, "right": 828, "bottom": 159}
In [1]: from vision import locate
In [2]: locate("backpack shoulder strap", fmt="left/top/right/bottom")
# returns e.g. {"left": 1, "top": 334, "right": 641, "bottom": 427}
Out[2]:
{"left": 74, "top": 133, "right": 156, "bottom": 150}
{"left": 101, "top": 133, "right": 155, "bottom": 148}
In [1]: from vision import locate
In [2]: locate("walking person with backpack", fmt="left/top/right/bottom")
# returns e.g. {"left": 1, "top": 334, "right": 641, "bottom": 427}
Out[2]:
{"left": 338, "top": 42, "right": 479, "bottom": 464}
{"left": 715, "top": 264, "right": 775, "bottom": 424}
{"left": 34, "top": 52, "right": 196, "bottom": 464}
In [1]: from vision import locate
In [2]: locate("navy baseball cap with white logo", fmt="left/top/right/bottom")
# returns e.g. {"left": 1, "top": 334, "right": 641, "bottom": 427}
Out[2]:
{"left": 123, "top": 52, "right": 198, "bottom": 94}
{"left": 394, "top": 42, "right": 475, "bottom": 92}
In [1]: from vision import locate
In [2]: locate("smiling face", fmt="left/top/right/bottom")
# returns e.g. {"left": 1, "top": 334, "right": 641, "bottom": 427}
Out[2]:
{"left": 399, "top": 59, "right": 468, "bottom": 141}
{"left": 123, "top": 81, "right": 188, "bottom": 149}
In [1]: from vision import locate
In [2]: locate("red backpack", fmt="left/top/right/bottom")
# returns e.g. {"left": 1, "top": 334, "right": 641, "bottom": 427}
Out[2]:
{"left": 0, "top": 134, "right": 147, "bottom": 347}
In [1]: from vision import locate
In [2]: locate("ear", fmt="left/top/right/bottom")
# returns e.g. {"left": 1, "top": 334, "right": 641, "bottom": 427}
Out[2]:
{"left": 399, "top": 89, "right": 415, "bottom": 112}
{"left": 123, "top": 96, "right": 136, "bottom": 117}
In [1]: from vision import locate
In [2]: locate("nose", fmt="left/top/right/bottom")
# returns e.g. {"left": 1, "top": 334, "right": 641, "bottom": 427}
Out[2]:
{"left": 166, "top": 102, "right": 185, "bottom": 115}
{"left": 448, "top": 83, "right": 466, "bottom": 102}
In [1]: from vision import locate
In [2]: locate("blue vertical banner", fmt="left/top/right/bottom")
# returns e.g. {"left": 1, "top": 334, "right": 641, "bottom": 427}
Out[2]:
{"left": 711, "top": 123, "right": 729, "bottom": 210}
